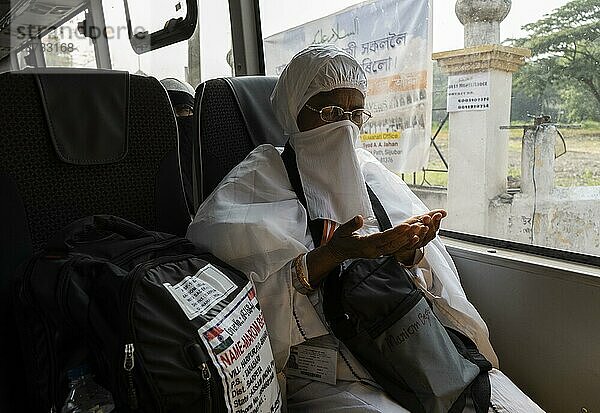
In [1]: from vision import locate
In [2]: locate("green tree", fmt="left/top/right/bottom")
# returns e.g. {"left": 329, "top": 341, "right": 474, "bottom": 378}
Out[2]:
{"left": 510, "top": 0, "right": 600, "bottom": 121}
{"left": 511, "top": 61, "right": 565, "bottom": 121}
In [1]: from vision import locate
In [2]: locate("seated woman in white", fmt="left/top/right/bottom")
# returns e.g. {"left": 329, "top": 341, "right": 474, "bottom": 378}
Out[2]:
{"left": 187, "top": 44, "right": 544, "bottom": 412}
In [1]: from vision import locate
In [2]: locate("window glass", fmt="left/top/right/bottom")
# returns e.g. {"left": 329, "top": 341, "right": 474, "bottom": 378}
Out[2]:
{"left": 259, "top": 0, "right": 599, "bottom": 258}
{"left": 261, "top": 0, "right": 433, "bottom": 176}
{"left": 16, "top": 47, "right": 33, "bottom": 69}
{"left": 41, "top": 10, "right": 97, "bottom": 68}
{"left": 260, "top": 0, "right": 363, "bottom": 39}
{"left": 104, "top": 0, "right": 187, "bottom": 81}
{"left": 198, "top": 0, "right": 233, "bottom": 82}
{"left": 102, "top": 0, "right": 231, "bottom": 88}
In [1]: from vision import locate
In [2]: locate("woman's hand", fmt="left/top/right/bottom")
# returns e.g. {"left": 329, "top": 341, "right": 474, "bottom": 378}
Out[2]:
{"left": 404, "top": 209, "right": 446, "bottom": 248}
{"left": 392, "top": 209, "right": 447, "bottom": 265}
{"left": 325, "top": 215, "right": 424, "bottom": 261}
{"left": 305, "top": 211, "right": 446, "bottom": 287}
{"left": 305, "top": 215, "right": 423, "bottom": 287}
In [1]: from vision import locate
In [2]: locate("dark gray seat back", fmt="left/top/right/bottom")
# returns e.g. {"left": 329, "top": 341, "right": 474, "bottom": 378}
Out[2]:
{"left": 0, "top": 69, "right": 190, "bottom": 410}
{"left": 192, "top": 76, "right": 285, "bottom": 209}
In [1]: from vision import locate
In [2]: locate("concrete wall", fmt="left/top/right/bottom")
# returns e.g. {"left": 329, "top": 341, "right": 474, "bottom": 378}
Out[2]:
{"left": 412, "top": 186, "right": 447, "bottom": 210}
{"left": 495, "top": 188, "right": 600, "bottom": 256}
{"left": 411, "top": 186, "right": 600, "bottom": 255}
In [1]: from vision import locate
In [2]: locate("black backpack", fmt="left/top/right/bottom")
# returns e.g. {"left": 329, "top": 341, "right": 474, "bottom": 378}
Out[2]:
{"left": 13, "top": 215, "right": 281, "bottom": 413}
{"left": 281, "top": 144, "right": 492, "bottom": 413}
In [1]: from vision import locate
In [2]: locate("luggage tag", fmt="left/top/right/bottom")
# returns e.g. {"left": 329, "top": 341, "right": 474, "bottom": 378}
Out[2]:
{"left": 287, "top": 334, "right": 338, "bottom": 385}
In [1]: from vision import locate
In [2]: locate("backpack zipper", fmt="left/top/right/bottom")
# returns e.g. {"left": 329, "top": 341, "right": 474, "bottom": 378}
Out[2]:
{"left": 123, "top": 343, "right": 139, "bottom": 410}
{"left": 186, "top": 343, "right": 213, "bottom": 412}
{"left": 200, "top": 356, "right": 213, "bottom": 412}
{"left": 121, "top": 253, "right": 201, "bottom": 412}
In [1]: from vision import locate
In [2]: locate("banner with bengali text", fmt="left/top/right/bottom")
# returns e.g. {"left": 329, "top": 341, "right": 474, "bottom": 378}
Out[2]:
{"left": 264, "top": 0, "right": 432, "bottom": 173}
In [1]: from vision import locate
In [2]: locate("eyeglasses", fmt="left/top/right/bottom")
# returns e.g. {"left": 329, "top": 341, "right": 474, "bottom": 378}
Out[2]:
{"left": 305, "top": 103, "right": 372, "bottom": 126}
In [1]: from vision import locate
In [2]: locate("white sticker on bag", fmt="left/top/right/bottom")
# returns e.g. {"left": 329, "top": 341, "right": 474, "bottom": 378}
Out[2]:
{"left": 199, "top": 284, "right": 281, "bottom": 413}
{"left": 163, "top": 264, "right": 236, "bottom": 320}
{"left": 287, "top": 341, "right": 338, "bottom": 385}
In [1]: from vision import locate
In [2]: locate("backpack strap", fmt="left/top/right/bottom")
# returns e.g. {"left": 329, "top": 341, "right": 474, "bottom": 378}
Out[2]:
{"left": 280, "top": 142, "right": 392, "bottom": 246}
{"left": 447, "top": 328, "right": 492, "bottom": 413}
{"left": 367, "top": 185, "right": 392, "bottom": 231}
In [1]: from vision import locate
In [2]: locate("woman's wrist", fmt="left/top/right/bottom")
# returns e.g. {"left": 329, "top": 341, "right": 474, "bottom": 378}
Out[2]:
{"left": 395, "top": 247, "right": 424, "bottom": 268}
{"left": 291, "top": 253, "right": 314, "bottom": 295}
{"left": 395, "top": 249, "right": 416, "bottom": 266}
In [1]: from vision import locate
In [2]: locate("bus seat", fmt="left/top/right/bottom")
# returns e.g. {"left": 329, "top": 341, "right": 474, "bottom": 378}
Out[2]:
{"left": 0, "top": 69, "right": 189, "bottom": 411}
{"left": 192, "top": 76, "right": 285, "bottom": 209}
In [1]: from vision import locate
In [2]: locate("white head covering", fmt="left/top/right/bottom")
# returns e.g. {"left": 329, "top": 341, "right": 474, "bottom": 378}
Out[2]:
{"left": 271, "top": 44, "right": 368, "bottom": 135}
{"left": 270, "top": 44, "right": 373, "bottom": 224}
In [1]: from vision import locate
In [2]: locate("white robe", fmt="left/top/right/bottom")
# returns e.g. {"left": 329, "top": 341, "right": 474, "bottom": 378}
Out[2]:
{"left": 187, "top": 144, "right": 498, "bottom": 371}
{"left": 187, "top": 144, "right": 547, "bottom": 412}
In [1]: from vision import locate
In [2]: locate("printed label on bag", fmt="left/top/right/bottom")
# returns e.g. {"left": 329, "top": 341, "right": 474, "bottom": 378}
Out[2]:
{"left": 198, "top": 283, "right": 281, "bottom": 413}
{"left": 163, "top": 264, "right": 236, "bottom": 320}
{"left": 286, "top": 336, "right": 338, "bottom": 385}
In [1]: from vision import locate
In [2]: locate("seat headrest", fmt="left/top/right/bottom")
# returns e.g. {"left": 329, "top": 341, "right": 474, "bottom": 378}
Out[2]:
{"left": 224, "top": 76, "right": 286, "bottom": 147}
{"left": 33, "top": 69, "right": 130, "bottom": 165}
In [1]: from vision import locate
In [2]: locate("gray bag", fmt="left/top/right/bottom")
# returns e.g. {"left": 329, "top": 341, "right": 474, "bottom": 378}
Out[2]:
{"left": 281, "top": 143, "right": 492, "bottom": 412}
{"left": 322, "top": 256, "right": 491, "bottom": 413}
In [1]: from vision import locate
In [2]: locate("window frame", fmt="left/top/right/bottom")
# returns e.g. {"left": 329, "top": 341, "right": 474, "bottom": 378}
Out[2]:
{"left": 253, "top": 0, "right": 599, "bottom": 267}
{"left": 440, "top": 229, "right": 600, "bottom": 267}
{"left": 123, "top": 0, "right": 198, "bottom": 54}
{"left": 229, "top": 0, "right": 264, "bottom": 75}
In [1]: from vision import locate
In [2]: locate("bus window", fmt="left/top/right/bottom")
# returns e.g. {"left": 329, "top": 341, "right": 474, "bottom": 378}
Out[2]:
{"left": 103, "top": 0, "right": 188, "bottom": 80}
{"left": 41, "top": 10, "right": 97, "bottom": 68}
{"left": 198, "top": 1, "right": 234, "bottom": 83}
{"left": 257, "top": 0, "right": 599, "bottom": 261}
{"left": 125, "top": 0, "right": 188, "bottom": 39}
{"left": 259, "top": 0, "right": 363, "bottom": 39}
{"left": 102, "top": 0, "right": 232, "bottom": 87}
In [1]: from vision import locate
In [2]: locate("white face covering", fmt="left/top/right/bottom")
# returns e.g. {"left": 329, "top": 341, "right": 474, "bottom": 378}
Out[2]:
{"left": 289, "top": 120, "right": 374, "bottom": 224}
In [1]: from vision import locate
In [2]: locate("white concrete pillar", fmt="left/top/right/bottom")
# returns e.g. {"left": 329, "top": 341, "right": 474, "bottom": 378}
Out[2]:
{"left": 521, "top": 124, "right": 556, "bottom": 200}
{"left": 432, "top": 0, "right": 530, "bottom": 234}
{"left": 455, "top": 0, "right": 511, "bottom": 48}
{"left": 433, "top": 47, "right": 529, "bottom": 233}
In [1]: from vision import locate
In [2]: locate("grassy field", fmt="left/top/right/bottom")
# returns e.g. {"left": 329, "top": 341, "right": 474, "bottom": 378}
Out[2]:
{"left": 402, "top": 122, "right": 600, "bottom": 188}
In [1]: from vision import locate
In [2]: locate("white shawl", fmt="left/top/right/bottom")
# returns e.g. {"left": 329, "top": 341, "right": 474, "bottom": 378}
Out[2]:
{"left": 187, "top": 144, "right": 498, "bottom": 370}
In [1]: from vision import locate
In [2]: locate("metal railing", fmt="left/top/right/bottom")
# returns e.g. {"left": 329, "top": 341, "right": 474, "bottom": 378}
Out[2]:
{"left": 402, "top": 107, "right": 449, "bottom": 186}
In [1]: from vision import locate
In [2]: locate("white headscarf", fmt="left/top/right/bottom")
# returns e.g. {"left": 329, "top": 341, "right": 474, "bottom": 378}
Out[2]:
{"left": 270, "top": 44, "right": 373, "bottom": 223}
{"left": 271, "top": 44, "right": 368, "bottom": 135}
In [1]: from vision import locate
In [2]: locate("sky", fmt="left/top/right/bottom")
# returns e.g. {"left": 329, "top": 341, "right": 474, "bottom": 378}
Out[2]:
{"left": 432, "top": 0, "right": 568, "bottom": 52}
{"left": 93, "top": 0, "right": 571, "bottom": 82}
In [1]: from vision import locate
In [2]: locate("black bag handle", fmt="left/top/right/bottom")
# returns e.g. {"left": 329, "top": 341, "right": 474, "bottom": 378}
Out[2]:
{"left": 281, "top": 142, "right": 393, "bottom": 247}
{"left": 46, "top": 215, "right": 152, "bottom": 255}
